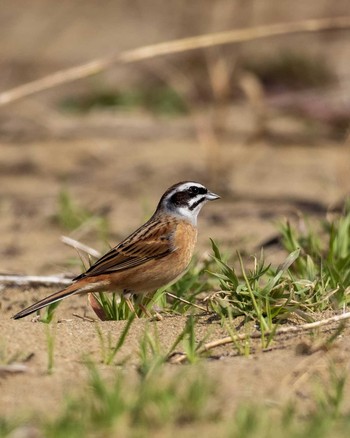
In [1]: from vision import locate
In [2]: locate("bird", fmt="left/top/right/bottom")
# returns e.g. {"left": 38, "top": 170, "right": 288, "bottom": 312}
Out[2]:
{"left": 13, "top": 181, "right": 220, "bottom": 320}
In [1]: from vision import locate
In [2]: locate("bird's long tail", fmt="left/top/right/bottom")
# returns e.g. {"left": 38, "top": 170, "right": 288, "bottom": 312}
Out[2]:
{"left": 12, "top": 279, "right": 101, "bottom": 320}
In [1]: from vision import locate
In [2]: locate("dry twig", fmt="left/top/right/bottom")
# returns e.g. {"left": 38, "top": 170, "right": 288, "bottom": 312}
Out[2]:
{"left": 60, "top": 235, "right": 101, "bottom": 259}
{"left": 165, "top": 292, "right": 207, "bottom": 312}
{"left": 0, "top": 274, "right": 72, "bottom": 288}
{"left": 169, "top": 311, "right": 350, "bottom": 364}
{"left": 0, "top": 17, "right": 349, "bottom": 106}
{"left": 0, "top": 363, "right": 28, "bottom": 376}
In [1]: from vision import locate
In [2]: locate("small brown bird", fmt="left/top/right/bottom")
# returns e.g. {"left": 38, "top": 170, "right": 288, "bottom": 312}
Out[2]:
{"left": 13, "top": 181, "right": 220, "bottom": 319}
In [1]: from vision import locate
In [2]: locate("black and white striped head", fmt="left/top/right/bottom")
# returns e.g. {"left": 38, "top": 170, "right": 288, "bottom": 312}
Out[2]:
{"left": 157, "top": 181, "right": 220, "bottom": 224}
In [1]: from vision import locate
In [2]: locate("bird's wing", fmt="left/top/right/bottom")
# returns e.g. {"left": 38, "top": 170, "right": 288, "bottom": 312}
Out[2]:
{"left": 74, "top": 218, "right": 176, "bottom": 279}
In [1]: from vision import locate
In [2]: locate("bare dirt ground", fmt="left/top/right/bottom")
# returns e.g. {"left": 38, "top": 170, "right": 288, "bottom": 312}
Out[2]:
{"left": 1, "top": 119, "right": 350, "bottom": 421}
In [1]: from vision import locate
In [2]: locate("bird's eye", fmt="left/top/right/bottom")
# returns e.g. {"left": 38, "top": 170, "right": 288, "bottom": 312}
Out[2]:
{"left": 190, "top": 186, "right": 200, "bottom": 195}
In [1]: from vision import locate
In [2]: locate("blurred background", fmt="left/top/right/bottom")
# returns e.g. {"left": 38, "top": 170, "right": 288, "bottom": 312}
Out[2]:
{"left": 0, "top": 0, "right": 350, "bottom": 275}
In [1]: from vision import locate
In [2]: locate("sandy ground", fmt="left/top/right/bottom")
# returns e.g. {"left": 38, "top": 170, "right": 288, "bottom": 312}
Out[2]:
{"left": 1, "top": 118, "right": 350, "bottom": 422}
{"left": 0, "top": 1, "right": 350, "bottom": 433}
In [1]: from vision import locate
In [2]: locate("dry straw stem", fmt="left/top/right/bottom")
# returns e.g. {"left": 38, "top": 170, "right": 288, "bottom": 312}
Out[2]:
{"left": 165, "top": 291, "right": 207, "bottom": 312}
{"left": 1, "top": 16, "right": 350, "bottom": 106}
{"left": 0, "top": 363, "right": 28, "bottom": 376}
{"left": 0, "top": 237, "right": 99, "bottom": 289}
{"left": 169, "top": 311, "right": 350, "bottom": 364}
{"left": 0, "top": 274, "right": 72, "bottom": 288}
{"left": 60, "top": 235, "right": 101, "bottom": 259}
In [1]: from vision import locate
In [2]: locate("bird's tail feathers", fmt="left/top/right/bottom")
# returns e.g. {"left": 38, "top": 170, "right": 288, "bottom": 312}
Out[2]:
{"left": 13, "top": 281, "right": 89, "bottom": 320}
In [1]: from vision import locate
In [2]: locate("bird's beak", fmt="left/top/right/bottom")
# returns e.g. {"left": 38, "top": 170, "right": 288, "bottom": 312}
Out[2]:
{"left": 206, "top": 191, "right": 220, "bottom": 201}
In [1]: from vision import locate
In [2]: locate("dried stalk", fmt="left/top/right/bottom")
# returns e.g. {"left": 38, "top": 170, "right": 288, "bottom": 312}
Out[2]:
{"left": 60, "top": 235, "right": 101, "bottom": 259}
{"left": 169, "top": 311, "right": 350, "bottom": 364}
{"left": 0, "top": 274, "right": 72, "bottom": 288}
{"left": 0, "top": 17, "right": 350, "bottom": 106}
{"left": 165, "top": 292, "right": 207, "bottom": 312}
{"left": 0, "top": 363, "right": 28, "bottom": 376}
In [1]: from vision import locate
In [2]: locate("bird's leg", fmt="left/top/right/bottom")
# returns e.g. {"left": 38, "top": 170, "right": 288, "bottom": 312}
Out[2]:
{"left": 131, "top": 293, "right": 152, "bottom": 318}
{"left": 136, "top": 294, "right": 163, "bottom": 320}
{"left": 125, "top": 297, "right": 137, "bottom": 315}
{"left": 123, "top": 290, "right": 138, "bottom": 318}
{"left": 139, "top": 303, "right": 152, "bottom": 318}
{"left": 123, "top": 291, "right": 162, "bottom": 320}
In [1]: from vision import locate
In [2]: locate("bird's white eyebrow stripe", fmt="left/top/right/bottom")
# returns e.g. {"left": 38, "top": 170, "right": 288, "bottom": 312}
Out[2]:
{"left": 166, "top": 182, "right": 205, "bottom": 196}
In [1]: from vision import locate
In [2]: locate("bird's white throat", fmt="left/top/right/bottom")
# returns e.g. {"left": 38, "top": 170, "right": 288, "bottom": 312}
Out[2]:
{"left": 167, "top": 200, "right": 206, "bottom": 225}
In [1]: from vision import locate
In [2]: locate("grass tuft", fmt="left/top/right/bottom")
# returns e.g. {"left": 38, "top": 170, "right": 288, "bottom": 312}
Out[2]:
{"left": 43, "top": 360, "right": 216, "bottom": 437}
{"left": 208, "top": 202, "right": 350, "bottom": 334}
{"left": 279, "top": 202, "right": 350, "bottom": 308}
{"left": 59, "top": 86, "right": 188, "bottom": 116}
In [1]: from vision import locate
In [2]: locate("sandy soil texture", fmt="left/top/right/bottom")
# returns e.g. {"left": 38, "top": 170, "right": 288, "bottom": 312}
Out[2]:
{"left": 1, "top": 129, "right": 350, "bottom": 419}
